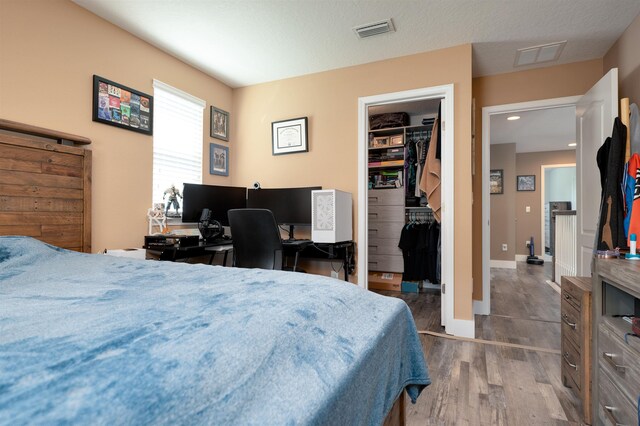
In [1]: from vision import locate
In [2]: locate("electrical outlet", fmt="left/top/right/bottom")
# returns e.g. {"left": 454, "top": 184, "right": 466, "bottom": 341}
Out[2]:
{"left": 525, "top": 241, "right": 531, "bottom": 247}
{"left": 526, "top": 206, "right": 531, "bottom": 213}
{"left": 502, "top": 243, "right": 508, "bottom": 252}
{"left": 330, "top": 270, "right": 339, "bottom": 279}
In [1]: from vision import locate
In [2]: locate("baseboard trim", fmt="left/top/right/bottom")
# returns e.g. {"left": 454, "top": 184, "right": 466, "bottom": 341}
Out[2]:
{"left": 445, "top": 318, "right": 475, "bottom": 338}
{"left": 490, "top": 260, "right": 517, "bottom": 269}
{"left": 515, "top": 254, "right": 528, "bottom": 262}
{"left": 473, "top": 299, "right": 490, "bottom": 316}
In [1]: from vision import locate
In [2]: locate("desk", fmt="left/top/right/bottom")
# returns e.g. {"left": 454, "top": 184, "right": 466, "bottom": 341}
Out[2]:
{"left": 283, "top": 240, "right": 355, "bottom": 281}
{"left": 145, "top": 240, "right": 233, "bottom": 265}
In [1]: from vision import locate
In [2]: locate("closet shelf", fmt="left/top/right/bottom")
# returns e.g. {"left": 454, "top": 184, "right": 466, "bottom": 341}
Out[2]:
{"left": 368, "top": 145, "right": 404, "bottom": 151}
{"left": 368, "top": 127, "right": 405, "bottom": 136}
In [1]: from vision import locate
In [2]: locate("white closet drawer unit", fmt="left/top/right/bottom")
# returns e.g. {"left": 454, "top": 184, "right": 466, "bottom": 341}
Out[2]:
{"left": 368, "top": 254, "right": 403, "bottom": 273}
{"left": 368, "top": 238, "right": 402, "bottom": 256}
{"left": 368, "top": 221, "right": 404, "bottom": 239}
{"left": 369, "top": 205, "right": 405, "bottom": 222}
{"left": 368, "top": 188, "right": 404, "bottom": 206}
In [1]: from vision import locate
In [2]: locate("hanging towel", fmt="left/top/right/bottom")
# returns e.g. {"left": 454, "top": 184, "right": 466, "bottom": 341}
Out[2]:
{"left": 630, "top": 103, "right": 640, "bottom": 155}
{"left": 420, "top": 119, "right": 441, "bottom": 223}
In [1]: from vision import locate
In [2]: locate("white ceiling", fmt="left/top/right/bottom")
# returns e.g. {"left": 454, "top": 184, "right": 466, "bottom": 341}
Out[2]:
{"left": 490, "top": 106, "right": 576, "bottom": 153}
{"left": 72, "top": 0, "right": 640, "bottom": 88}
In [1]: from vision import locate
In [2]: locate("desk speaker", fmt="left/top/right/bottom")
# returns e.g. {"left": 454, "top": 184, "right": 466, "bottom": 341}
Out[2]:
{"left": 311, "top": 189, "right": 352, "bottom": 243}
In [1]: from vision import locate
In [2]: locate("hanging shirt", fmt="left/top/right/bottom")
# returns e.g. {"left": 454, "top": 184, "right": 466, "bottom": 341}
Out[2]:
{"left": 625, "top": 154, "right": 640, "bottom": 244}
{"left": 420, "top": 119, "right": 442, "bottom": 223}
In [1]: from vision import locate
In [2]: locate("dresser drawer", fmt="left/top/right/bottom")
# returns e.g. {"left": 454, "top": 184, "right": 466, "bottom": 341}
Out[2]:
{"left": 368, "top": 238, "right": 402, "bottom": 256}
{"left": 597, "top": 367, "right": 638, "bottom": 426}
{"left": 368, "top": 254, "right": 403, "bottom": 273}
{"left": 561, "top": 279, "right": 583, "bottom": 311}
{"left": 369, "top": 205, "right": 404, "bottom": 222}
{"left": 561, "top": 338, "right": 581, "bottom": 391}
{"left": 368, "top": 221, "right": 404, "bottom": 239}
{"left": 598, "top": 322, "right": 640, "bottom": 404}
{"left": 368, "top": 188, "right": 404, "bottom": 206}
{"left": 560, "top": 298, "right": 582, "bottom": 350}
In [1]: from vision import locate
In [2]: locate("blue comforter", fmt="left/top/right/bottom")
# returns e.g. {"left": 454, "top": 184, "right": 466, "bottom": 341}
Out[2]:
{"left": 0, "top": 237, "right": 429, "bottom": 425}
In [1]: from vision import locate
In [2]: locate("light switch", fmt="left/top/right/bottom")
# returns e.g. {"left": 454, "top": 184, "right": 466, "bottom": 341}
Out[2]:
{"left": 526, "top": 206, "right": 531, "bottom": 213}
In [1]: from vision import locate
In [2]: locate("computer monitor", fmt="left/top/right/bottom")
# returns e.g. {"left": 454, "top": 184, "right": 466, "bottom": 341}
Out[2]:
{"left": 247, "top": 186, "right": 321, "bottom": 239}
{"left": 182, "top": 183, "right": 247, "bottom": 226}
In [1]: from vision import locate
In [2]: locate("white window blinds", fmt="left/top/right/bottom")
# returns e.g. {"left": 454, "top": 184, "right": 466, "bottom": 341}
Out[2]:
{"left": 152, "top": 80, "right": 206, "bottom": 207}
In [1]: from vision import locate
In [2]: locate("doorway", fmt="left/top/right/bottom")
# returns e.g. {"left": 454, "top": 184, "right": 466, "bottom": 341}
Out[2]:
{"left": 357, "top": 85, "right": 470, "bottom": 337}
{"left": 478, "top": 96, "right": 581, "bottom": 315}
{"left": 540, "top": 163, "right": 576, "bottom": 262}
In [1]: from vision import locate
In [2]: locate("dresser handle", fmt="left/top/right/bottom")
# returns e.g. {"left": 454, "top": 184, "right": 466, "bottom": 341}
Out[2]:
{"left": 602, "top": 352, "right": 626, "bottom": 373}
{"left": 564, "top": 294, "right": 572, "bottom": 301}
{"left": 368, "top": 197, "right": 378, "bottom": 202}
{"left": 562, "top": 352, "right": 578, "bottom": 370}
{"left": 603, "top": 405, "right": 622, "bottom": 426}
{"left": 561, "top": 314, "right": 577, "bottom": 329}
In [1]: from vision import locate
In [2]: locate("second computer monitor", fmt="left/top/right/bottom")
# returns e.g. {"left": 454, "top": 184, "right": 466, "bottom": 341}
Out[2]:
{"left": 246, "top": 186, "right": 321, "bottom": 226}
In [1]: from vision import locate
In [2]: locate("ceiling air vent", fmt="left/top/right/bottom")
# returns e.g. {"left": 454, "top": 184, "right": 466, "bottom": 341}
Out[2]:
{"left": 514, "top": 41, "right": 567, "bottom": 67}
{"left": 354, "top": 19, "right": 395, "bottom": 39}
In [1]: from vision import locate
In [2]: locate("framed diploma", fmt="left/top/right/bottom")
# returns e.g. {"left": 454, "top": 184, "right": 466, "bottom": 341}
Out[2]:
{"left": 271, "top": 117, "right": 308, "bottom": 155}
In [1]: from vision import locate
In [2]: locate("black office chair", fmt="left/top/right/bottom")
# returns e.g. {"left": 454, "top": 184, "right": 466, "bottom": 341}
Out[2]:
{"left": 227, "top": 208, "right": 284, "bottom": 270}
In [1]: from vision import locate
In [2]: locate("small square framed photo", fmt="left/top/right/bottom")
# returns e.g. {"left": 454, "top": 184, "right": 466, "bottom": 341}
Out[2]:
{"left": 210, "top": 106, "right": 229, "bottom": 141}
{"left": 517, "top": 175, "right": 536, "bottom": 191}
{"left": 210, "top": 143, "right": 229, "bottom": 176}
{"left": 490, "top": 169, "right": 503, "bottom": 194}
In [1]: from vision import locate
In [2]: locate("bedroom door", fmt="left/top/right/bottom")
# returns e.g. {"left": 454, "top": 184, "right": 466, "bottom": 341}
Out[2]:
{"left": 575, "top": 68, "right": 618, "bottom": 276}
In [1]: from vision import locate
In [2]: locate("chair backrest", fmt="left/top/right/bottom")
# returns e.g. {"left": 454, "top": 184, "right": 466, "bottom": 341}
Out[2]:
{"left": 228, "top": 208, "right": 283, "bottom": 270}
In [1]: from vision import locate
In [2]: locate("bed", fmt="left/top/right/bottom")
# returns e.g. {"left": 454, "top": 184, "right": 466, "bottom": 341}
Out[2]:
{"left": 0, "top": 121, "right": 430, "bottom": 424}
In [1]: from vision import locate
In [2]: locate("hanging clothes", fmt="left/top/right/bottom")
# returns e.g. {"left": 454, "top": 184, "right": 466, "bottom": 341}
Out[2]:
{"left": 596, "top": 117, "right": 628, "bottom": 250}
{"left": 414, "top": 138, "right": 427, "bottom": 198}
{"left": 624, "top": 153, "right": 640, "bottom": 244}
{"left": 398, "top": 219, "right": 440, "bottom": 283}
{"left": 405, "top": 140, "right": 417, "bottom": 196}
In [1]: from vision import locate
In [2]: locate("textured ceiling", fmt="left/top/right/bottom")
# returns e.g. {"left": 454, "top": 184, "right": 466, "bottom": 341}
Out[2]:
{"left": 490, "top": 106, "right": 576, "bottom": 153}
{"left": 72, "top": 0, "right": 640, "bottom": 88}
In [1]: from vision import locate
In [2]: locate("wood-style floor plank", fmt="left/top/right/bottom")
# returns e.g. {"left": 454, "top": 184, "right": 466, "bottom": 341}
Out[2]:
{"left": 374, "top": 261, "right": 583, "bottom": 425}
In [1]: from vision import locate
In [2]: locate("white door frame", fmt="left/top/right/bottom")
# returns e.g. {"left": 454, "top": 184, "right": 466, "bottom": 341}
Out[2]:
{"left": 477, "top": 95, "right": 581, "bottom": 316}
{"left": 540, "top": 163, "right": 576, "bottom": 260}
{"left": 358, "top": 84, "right": 461, "bottom": 335}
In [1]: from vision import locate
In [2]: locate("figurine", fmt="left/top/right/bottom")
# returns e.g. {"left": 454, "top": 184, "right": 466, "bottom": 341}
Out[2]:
{"left": 163, "top": 185, "right": 182, "bottom": 217}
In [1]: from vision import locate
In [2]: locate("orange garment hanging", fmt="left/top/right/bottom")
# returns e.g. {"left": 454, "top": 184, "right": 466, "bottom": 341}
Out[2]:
{"left": 419, "top": 119, "right": 441, "bottom": 222}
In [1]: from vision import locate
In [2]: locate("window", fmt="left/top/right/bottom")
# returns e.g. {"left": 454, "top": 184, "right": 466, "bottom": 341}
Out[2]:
{"left": 152, "top": 80, "right": 206, "bottom": 212}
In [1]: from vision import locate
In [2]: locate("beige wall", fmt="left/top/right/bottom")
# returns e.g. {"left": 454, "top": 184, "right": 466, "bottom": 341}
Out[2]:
{"left": 233, "top": 45, "right": 474, "bottom": 320}
{"left": 471, "top": 59, "right": 603, "bottom": 299}
{"left": 0, "top": 0, "right": 233, "bottom": 252}
{"left": 489, "top": 144, "right": 516, "bottom": 261}
{"left": 604, "top": 12, "right": 640, "bottom": 104}
{"left": 515, "top": 150, "right": 576, "bottom": 256}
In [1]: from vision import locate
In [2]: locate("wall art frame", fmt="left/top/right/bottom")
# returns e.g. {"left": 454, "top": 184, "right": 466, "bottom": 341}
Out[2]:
{"left": 92, "top": 75, "right": 153, "bottom": 135}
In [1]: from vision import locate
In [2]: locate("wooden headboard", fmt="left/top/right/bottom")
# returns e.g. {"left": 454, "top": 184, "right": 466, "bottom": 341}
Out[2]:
{"left": 0, "top": 119, "right": 92, "bottom": 252}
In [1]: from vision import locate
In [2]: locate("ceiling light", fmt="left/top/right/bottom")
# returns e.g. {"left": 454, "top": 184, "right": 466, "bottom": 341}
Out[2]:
{"left": 507, "top": 115, "right": 520, "bottom": 121}
{"left": 354, "top": 19, "right": 395, "bottom": 39}
{"left": 514, "top": 41, "right": 566, "bottom": 67}
{"left": 568, "top": 142, "right": 577, "bottom": 147}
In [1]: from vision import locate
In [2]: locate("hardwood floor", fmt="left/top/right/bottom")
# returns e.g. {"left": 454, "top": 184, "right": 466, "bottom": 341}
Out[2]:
{"left": 376, "top": 262, "right": 584, "bottom": 425}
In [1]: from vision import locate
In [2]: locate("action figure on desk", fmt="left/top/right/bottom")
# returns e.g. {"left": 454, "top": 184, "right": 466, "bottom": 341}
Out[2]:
{"left": 163, "top": 185, "right": 182, "bottom": 217}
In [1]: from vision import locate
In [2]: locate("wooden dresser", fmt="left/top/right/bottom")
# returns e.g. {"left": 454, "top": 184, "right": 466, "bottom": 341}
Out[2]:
{"left": 593, "top": 259, "right": 640, "bottom": 426}
{"left": 561, "top": 275, "right": 592, "bottom": 424}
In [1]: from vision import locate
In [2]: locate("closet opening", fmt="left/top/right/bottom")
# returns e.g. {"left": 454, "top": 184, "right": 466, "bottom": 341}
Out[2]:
{"left": 358, "top": 85, "right": 464, "bottom": 336}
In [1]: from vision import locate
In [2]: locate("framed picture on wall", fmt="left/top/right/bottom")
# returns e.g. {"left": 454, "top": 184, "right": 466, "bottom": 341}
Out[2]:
{"left": 272, "top": 117, "right": 308, "bottom": 155}
{"left": 490, "top": 169, "right": 503, "bottom": 194}
{"left": 210, "top": 143, "right": 229, "bottom": 176}
{"left": 210, "top": 106, "right": 229, "bottom": 141}
{"left": 517, "top": 175, "right": 536, "bottom": 191}
{"left": 92, "top": 75, "right": 153, "bottom": 135}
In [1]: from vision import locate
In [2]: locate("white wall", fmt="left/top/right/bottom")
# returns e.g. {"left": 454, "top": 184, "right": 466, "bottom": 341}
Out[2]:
{"left": 545, "top": 166, "right": 576, "bottom": 208}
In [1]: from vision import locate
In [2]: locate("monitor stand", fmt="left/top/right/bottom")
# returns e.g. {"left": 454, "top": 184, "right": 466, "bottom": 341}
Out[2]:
{"left": 287, "top": 225, "right": 297, "bottom": 241}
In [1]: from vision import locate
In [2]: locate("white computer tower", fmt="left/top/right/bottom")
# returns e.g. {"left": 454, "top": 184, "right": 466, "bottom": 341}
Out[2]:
{"left": 311, "top": 189, "right": 352, "bottom": 243}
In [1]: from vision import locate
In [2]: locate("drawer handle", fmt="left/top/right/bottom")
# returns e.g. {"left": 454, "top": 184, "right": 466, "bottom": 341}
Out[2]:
{"left": 368, "top": 213, "right": 378, "bottom": 216}
{"left": 602, "top": 352, "right": 626, "bottom": 373}
{"left": 562, "top": 352, "right": 578, "bottom": 370}
{"left": 564, "top": 294, "right": 573, "bottom": 301}
{"left": 561, "top": 314, "right": 577, "bottom": 329}
{"left": 368, "top": 197, "right": 378, "bottom": 202}
{"left": 603, "top": 405, "right": 622, "bottom": 426}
